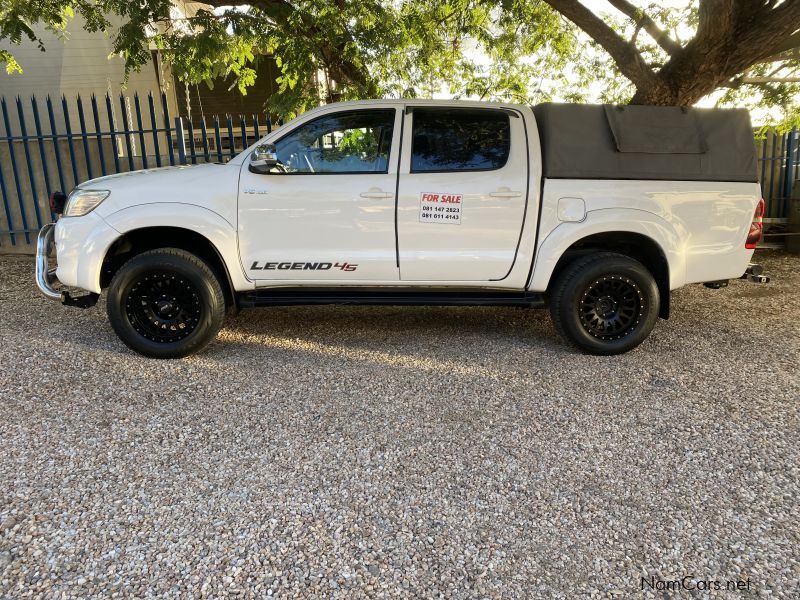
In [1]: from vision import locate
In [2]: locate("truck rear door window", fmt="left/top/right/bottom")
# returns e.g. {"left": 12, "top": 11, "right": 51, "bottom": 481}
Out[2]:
{"left": 410, "top": 108, "right": 510, "bottom": 172}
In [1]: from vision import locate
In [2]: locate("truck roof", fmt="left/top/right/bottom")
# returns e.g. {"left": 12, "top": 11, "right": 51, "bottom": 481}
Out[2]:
{"left": 305, "top": 98, "right": 528, "bottom": 111}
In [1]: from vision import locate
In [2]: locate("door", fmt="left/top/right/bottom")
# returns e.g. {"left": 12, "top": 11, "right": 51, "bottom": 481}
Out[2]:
{"left": 238, "top": 107, "right": 401, "bottom": 283}
{"left": 396, "top": 107, "right": 529, "bottom": 281}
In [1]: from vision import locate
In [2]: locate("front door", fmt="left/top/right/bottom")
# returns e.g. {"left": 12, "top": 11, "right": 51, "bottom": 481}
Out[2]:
{"left": 238, "top": 107, "right": 402, "bottom": 283}
{"left": 396, "top": 107, "right": 529, "bottom": 281}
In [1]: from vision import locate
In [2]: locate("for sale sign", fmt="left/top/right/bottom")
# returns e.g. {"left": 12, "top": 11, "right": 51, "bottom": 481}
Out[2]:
{"left": 419, "top": 192, "right": 462, "bottom": 225}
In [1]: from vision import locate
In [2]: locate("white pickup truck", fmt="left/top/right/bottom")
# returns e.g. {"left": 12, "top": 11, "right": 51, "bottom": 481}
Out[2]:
{"left": 36, "top": 100, "right": 767, "bottom": 358}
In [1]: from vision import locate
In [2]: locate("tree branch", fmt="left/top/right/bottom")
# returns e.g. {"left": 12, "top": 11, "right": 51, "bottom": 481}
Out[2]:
{"left": 202, "top": 0, "right": 378, "bottom": 94}
{"left": 758, "top": 48, "right": 800, "bottom": 63}
{"left": 697, "top": 0, "right": 736, "bottom": 44}
{"left": 543, "top": 0, "right": 654, "bottom": 87}
{"left": 767, "top": 27, "right": 800, "bottom": 55}
{"left": 606, "top": 0, "right": 681, "bottom": 55}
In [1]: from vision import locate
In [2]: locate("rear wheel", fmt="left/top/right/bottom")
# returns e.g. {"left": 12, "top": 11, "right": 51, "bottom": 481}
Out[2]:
{"left": 549, "top": 252, "right": 660, "bottom": 355}
{"left": 107, "top": 248, "right": 225, "bottom": 358}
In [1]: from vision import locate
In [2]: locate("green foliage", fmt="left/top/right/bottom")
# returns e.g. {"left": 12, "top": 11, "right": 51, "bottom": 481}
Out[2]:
{"left": 0, "top": 0, "right": 798, "bottom": 127}
{"left": 717, "top": 58, "right": 800, "bottom": 134}
{"left": 337, "top": 128, "right": 378, "bottom": 159}
{"left": 561, "top": 2, "right": 800, "bottom": 129}
{"left": 1, "top": 49, "right": 21, "bottom": 73}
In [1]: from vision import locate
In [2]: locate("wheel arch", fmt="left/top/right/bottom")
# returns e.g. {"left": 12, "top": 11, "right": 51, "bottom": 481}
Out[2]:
{"left": 547, "top": 231, "right": 671, "bottom": 318}
{"left": 100, "top": 226, "right": 238, "bottom": 311}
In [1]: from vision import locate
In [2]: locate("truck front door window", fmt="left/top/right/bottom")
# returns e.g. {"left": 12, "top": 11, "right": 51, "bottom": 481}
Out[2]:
{"left": 272, "top": 109, "right": 394, "bottom": 174}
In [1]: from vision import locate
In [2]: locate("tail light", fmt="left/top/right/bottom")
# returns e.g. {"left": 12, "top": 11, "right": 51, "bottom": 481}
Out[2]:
{"left": 745, "top": 198, "right": 765, "bottom": 249}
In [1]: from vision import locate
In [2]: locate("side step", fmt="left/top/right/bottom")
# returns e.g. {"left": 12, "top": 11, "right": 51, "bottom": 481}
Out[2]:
{"left": 238, "top": 289, "right": 546, "bottom": 308}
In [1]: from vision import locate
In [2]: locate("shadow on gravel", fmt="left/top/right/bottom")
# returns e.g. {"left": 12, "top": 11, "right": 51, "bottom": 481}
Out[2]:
{"left": 225, "top": 304, "right": 556, "bottom": 344}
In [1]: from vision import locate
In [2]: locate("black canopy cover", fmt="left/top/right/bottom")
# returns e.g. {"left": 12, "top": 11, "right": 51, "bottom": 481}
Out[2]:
{"left": 531, "top": 103, "right": 758, "bottom": 182}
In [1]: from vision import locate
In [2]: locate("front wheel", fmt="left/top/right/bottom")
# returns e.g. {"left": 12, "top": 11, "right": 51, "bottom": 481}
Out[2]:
{"left": 107, "top": 248, "right": 226, "bottom": 358}
{"left": 549, "top": 252, "right": 660, "bottom": 355}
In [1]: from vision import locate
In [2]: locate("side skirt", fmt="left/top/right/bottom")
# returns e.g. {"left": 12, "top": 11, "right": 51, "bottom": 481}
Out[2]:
{"left": 238, "top": 289, "right": 546, "bottom": 308}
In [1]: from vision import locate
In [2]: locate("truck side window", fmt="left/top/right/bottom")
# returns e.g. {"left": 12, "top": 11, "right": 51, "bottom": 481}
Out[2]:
{"left": 273, "top": 109, "right": 395, "bottom": 174}
{"left": 410, "top": 108, "right": 510, "bottom": 172}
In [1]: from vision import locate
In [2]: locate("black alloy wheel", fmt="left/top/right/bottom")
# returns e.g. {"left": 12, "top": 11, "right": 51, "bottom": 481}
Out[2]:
{"left": 549, "top": 252, "right": 660, "bottom": 355}
{"left": 107, "top": 248, "right": 226, "bottom": 358}
{"left": 125, "top": 272, "right": 203, "bottom": 343}
{"left": 578, "top": 275, "right": 643, "bottom": 341}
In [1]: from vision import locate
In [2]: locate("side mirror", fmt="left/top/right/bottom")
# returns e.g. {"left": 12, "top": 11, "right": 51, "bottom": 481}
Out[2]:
{"left": 249, "top": 144, "right": 279, "bottom": 174}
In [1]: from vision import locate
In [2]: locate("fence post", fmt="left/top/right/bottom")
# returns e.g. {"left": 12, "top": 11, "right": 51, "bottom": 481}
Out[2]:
{"left": 105, "top": 93, "right": 122, "bottom": 173}
{"left": 147, "top": 93, "right": 162, "bottom": 168}
{"left": 200, "top": 118, "right": 210, "bottom": 162}
{"left": 226, "top": 114, "right": 235, "bottom": 160}
{"left": 90, "top": 95, "right": 108, "bottom": 176}
{"left": 16, "top": 96, "right": 43, "bottom": 230}
{"left": 186, "top": 118, "right": 197, "bottom": 165}
{"left": 162, "top": 93, "right": 175, "bottom": 166}
{"left": 240, "top": 115, "right": 248, "bottom": 149}
{"left": 784, "top": 127, "right": 797, "bottom": 207}
{"left": 31, "top": 96, "right": 55, "bottom": 220}
{"left": 119, "top": 95, "right": 135, "bottom": 171}
{"left": 175, "top": 117, "right": 187, "bottom": 165}
{"left": 60, "top": 96, "right": 80, "bottom": 187}
{"left": 213, "top": 115, "right": 223, "bottom": 162}
{"left": 0, "top": 104, "right": 15, "bottom": 244}
{"left": 134, "top": 93, "right": 149, "bottom": 170}
{"left": 46, "top": 96, "right": 68, "bottom": 193}
{"left": 76, "top": 95, "right": 94, "bottom": 181}
{"left": 1, "top": 97, "right": 30, "bottom": 244}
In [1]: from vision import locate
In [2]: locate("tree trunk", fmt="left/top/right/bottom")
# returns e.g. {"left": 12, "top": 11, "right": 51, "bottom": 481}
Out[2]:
{"left": 631, "top": 47, "right": 757, "bottom": 105}
{"left": 629, "top": 70, "right": 729, "bottom": 106}
{"left": 629, "top": 3, "right": 800, "bottom": 106}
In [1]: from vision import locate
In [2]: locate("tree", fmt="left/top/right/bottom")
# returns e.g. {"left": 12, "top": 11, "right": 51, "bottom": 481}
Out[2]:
{"left": 0, "top": 0, "right": 572, "bottom": 114}
{"left": 541, "top": 0, "right": 800, "bottom": 107}
{"left": 1, "top": 1, "right": 799, "bottom": 123}
{"left": 0, "top": 0, "right": 396, "bottom": 114}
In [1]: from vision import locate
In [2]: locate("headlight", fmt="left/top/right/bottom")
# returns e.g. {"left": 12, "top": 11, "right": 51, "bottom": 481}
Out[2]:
{"left": 63, "top": 189, "right": 110, "bottom": 217}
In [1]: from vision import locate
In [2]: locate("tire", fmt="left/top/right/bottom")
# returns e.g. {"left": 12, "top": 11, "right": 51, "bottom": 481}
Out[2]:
{"left": 106, "top": 248, "right": 226, "bottom": 358}
{"left": 549, "top": 252, "right": 660, "bottom": 355}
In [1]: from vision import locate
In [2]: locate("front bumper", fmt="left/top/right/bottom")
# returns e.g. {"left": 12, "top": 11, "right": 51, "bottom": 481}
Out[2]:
{"left": 35, "top": 224, "right": 99, "bottom": 308}
{"left": 35, "top": 224, "right": 61, "bottom": 300}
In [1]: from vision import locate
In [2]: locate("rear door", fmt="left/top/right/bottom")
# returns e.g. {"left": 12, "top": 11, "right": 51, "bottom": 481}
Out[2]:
{"left": 396, "top": 107, "right": 529, "bottom": 281}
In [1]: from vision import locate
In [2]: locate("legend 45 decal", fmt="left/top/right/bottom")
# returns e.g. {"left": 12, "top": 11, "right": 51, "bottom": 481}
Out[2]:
{"left": 419, "top": 192, "right": 462, "bottom": 225}
{"left": 250, "top": 261, "right": 358, "bottom": 272}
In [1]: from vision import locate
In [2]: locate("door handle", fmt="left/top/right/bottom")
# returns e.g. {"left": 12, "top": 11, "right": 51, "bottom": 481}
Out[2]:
{"left": 359, "top": 190, "right": 393, "bottom": 199}
{"left": 489, "top": 190, "right": 523, "bottom": 198}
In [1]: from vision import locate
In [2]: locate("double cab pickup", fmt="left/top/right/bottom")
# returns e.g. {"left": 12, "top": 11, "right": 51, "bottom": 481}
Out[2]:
{"left": 37, "top": 100, "right": 766, "bottom": 357}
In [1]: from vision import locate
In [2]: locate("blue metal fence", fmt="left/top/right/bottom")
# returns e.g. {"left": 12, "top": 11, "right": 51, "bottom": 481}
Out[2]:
{"left": 0, "top": 93, "right": 798, "bottom": 247}
{"left": 758, "top": 128, "right": 799, "bottom": 220}
{"left": 0, "top": 91, "right": 284, "bottom": 246}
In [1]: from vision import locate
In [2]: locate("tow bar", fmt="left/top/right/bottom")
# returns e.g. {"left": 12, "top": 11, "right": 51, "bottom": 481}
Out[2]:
{"left": 741, "top": 263, "right": 770, "bottom": 284}
{"left": 704, "top": 263, "right": 770, "bottom": 289}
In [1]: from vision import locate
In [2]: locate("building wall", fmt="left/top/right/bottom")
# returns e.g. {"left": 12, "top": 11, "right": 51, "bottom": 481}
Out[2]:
{"left": 0, "top": 13, "right": 179, "bottom": 136}
{"left": 173, "top": 57, "right": 282, "bottom": 124}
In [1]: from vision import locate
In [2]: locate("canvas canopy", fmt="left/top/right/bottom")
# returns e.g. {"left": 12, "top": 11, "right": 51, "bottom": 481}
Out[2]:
{"left": 531, "top": 103, "right": 758, "bottom": 182}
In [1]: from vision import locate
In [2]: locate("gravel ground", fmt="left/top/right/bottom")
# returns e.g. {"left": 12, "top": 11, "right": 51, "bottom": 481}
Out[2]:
{"left": 0, "top": 251, "right": 798, "bottom": 599}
